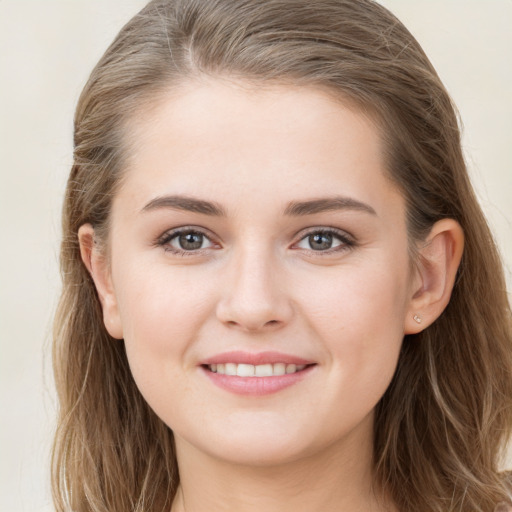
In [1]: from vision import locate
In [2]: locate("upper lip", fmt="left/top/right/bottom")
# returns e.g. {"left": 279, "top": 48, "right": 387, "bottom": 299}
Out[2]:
{"left": 201, "top": 351, "right": 315, "bottom": 366}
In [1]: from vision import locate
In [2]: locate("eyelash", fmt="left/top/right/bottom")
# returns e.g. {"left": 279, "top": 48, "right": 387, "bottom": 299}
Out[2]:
{"left": 155, "top": 226, "right": 356, "bottom": 257}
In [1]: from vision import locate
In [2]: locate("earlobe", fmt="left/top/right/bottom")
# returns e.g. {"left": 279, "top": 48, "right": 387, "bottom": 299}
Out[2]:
{"left": 404, "top": 219, "right": 464, "bottom": 334}
{"left": 78, "top": 224, "right": 124, "bottom": 339}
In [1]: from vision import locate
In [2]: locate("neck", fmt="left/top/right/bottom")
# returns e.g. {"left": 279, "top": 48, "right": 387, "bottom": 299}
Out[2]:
{"left": 171, "top": 416, "right": 396, "bottom": 512}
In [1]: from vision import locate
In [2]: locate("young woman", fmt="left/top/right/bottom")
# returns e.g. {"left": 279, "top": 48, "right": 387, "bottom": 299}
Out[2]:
{"left": 51, "top": 1, "right": 512, "bottom": 511}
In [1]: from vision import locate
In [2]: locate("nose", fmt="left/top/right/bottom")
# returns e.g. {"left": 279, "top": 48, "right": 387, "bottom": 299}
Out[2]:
{"left": 215, "top": 246, "right": 293, "bottom": 333}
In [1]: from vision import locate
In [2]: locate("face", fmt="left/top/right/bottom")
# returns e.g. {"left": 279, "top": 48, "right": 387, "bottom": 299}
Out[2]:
{"left": 101, "top": 80, "right": 418, "bottom": 466}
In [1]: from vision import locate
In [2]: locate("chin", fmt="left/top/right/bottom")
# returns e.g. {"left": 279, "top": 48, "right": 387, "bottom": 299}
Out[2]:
{"left": 209, "top": 439, "right": 310, "bottom": 467}
{"left": 177, "top": 416, "right": 332, "bottom": 468}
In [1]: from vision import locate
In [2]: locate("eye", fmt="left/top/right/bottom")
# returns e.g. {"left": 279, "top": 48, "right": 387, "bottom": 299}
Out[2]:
{"left": 294, "top": 229, "right": 353, "bottom": 253}
{"left": 157, "top": 228, "right": 216, "bottom": 254}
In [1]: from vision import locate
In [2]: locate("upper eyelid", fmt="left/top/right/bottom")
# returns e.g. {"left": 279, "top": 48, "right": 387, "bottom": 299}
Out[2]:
{"left": 156, "top": 226, "right": 354, "bottom": 254}
{"left": 157, "top": 226, "right": 217, "bottom": 243}
{"left": 292, "top": 227, "right": 355, "bottom": 246}
{"left": 295, "top": 226, "right": 353, "bottom": 238}
{"left": 158, "top": 226, "right": 352, "bottom": 241}
{"left": 156, "top": 227, "right": 218, "bottom": 256}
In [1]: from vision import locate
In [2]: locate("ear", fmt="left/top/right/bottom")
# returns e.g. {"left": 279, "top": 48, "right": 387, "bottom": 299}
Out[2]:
{"left": 404, "top": 218, "right": 464, "bottom": 334}
{"left": 78, "top": 224, "right": 124, "bottom": 339}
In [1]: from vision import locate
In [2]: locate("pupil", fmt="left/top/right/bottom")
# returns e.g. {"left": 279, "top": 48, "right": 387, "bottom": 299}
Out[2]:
{"left": 309, "top": 233, "right": 332, "bottom": 250}
{"left": 179, "top": 232, "right": 203, "bottom": 250}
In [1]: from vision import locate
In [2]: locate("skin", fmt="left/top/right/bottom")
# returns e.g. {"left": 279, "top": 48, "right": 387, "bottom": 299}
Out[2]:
{"left": 80, "top": 79, "right": 463, "bottom": 512}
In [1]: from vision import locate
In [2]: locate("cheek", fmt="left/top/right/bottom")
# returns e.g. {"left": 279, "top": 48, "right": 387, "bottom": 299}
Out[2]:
{"left": 112, "top": 261, "right": 218, "bottom": 382}
{"left": 298, "top": 255, "right": 410, "bottom": 397}
{"left": 301, "top": 255, "right": 410, "bottom": 335}
{"left": 111, "top": 266, "right": 217, "bottom": 425}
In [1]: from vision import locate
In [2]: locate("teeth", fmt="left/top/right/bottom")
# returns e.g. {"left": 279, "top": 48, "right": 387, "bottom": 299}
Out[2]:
{"left": 273, "top": 363, "right": 286, "bottom": 375}
{"left": 255, "top": 364, "right": 273, "bottom": 377}
{"left": 237, "top": 364, "right": 255, "bottom": 377}
{"left": 286, "top": 364, "right": 296, "bottom": 374}
{"left": 225, "top": 363, "right": 237, "bottom": 376}
{"left": 209, "top": 362, "right": 308, "bottom": 376}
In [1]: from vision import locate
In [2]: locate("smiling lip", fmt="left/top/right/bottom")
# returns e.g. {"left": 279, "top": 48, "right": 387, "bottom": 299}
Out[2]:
{"left": 201, "top": 351, "right": 314, "bottom": 366}
{"left": 200, "top": 351, "right": 316, "bottom": 396}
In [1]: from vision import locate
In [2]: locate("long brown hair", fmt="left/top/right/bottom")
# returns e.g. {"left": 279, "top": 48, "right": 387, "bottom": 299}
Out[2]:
{"left": 52, "top": 1, "right": 512, "bottom": 510}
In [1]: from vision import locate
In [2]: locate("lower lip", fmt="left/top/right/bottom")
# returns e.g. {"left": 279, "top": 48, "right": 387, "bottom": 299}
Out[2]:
{"left": 201, "top": 365, "right": 316, "bottom": 396}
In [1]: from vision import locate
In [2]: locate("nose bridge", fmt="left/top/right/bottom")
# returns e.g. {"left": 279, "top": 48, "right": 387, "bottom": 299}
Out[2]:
{"left": 216, "top": 238, "right": 292, "bottom": 331}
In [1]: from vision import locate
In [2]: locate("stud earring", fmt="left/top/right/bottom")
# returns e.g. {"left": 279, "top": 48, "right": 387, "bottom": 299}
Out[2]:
{"left": 413, "top": 314, "right": 422, "bottom": 324}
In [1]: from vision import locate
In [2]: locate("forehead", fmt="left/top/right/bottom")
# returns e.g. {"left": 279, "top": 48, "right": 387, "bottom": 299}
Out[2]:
{"left": 127, "top": 79, "right": 378, "bottom": 153}
{"left": 118, "top": 79, "right": 402, "bottom": 218}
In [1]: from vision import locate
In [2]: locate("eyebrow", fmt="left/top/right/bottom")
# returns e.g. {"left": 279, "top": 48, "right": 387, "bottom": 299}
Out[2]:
{"left": 283, "top": 196, "right": 377, "bottom": 216}
{"left": 142, "top": 195, "right": 227, "bottom": 216}
{"left": 141, "top": 194, "right": 376, "bottom": 217}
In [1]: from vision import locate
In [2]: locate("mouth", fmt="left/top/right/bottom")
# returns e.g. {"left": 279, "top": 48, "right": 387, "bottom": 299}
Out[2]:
{"left": 200, "top": 351, "right": 317, "bottom": 395}
{"left": 204, "top": 362, "right": 312, "bottom": 377}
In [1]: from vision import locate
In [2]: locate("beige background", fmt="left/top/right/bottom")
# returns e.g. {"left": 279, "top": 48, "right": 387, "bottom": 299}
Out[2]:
{"left": 0, "top": 1, "right": 510, "bottom": 511}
